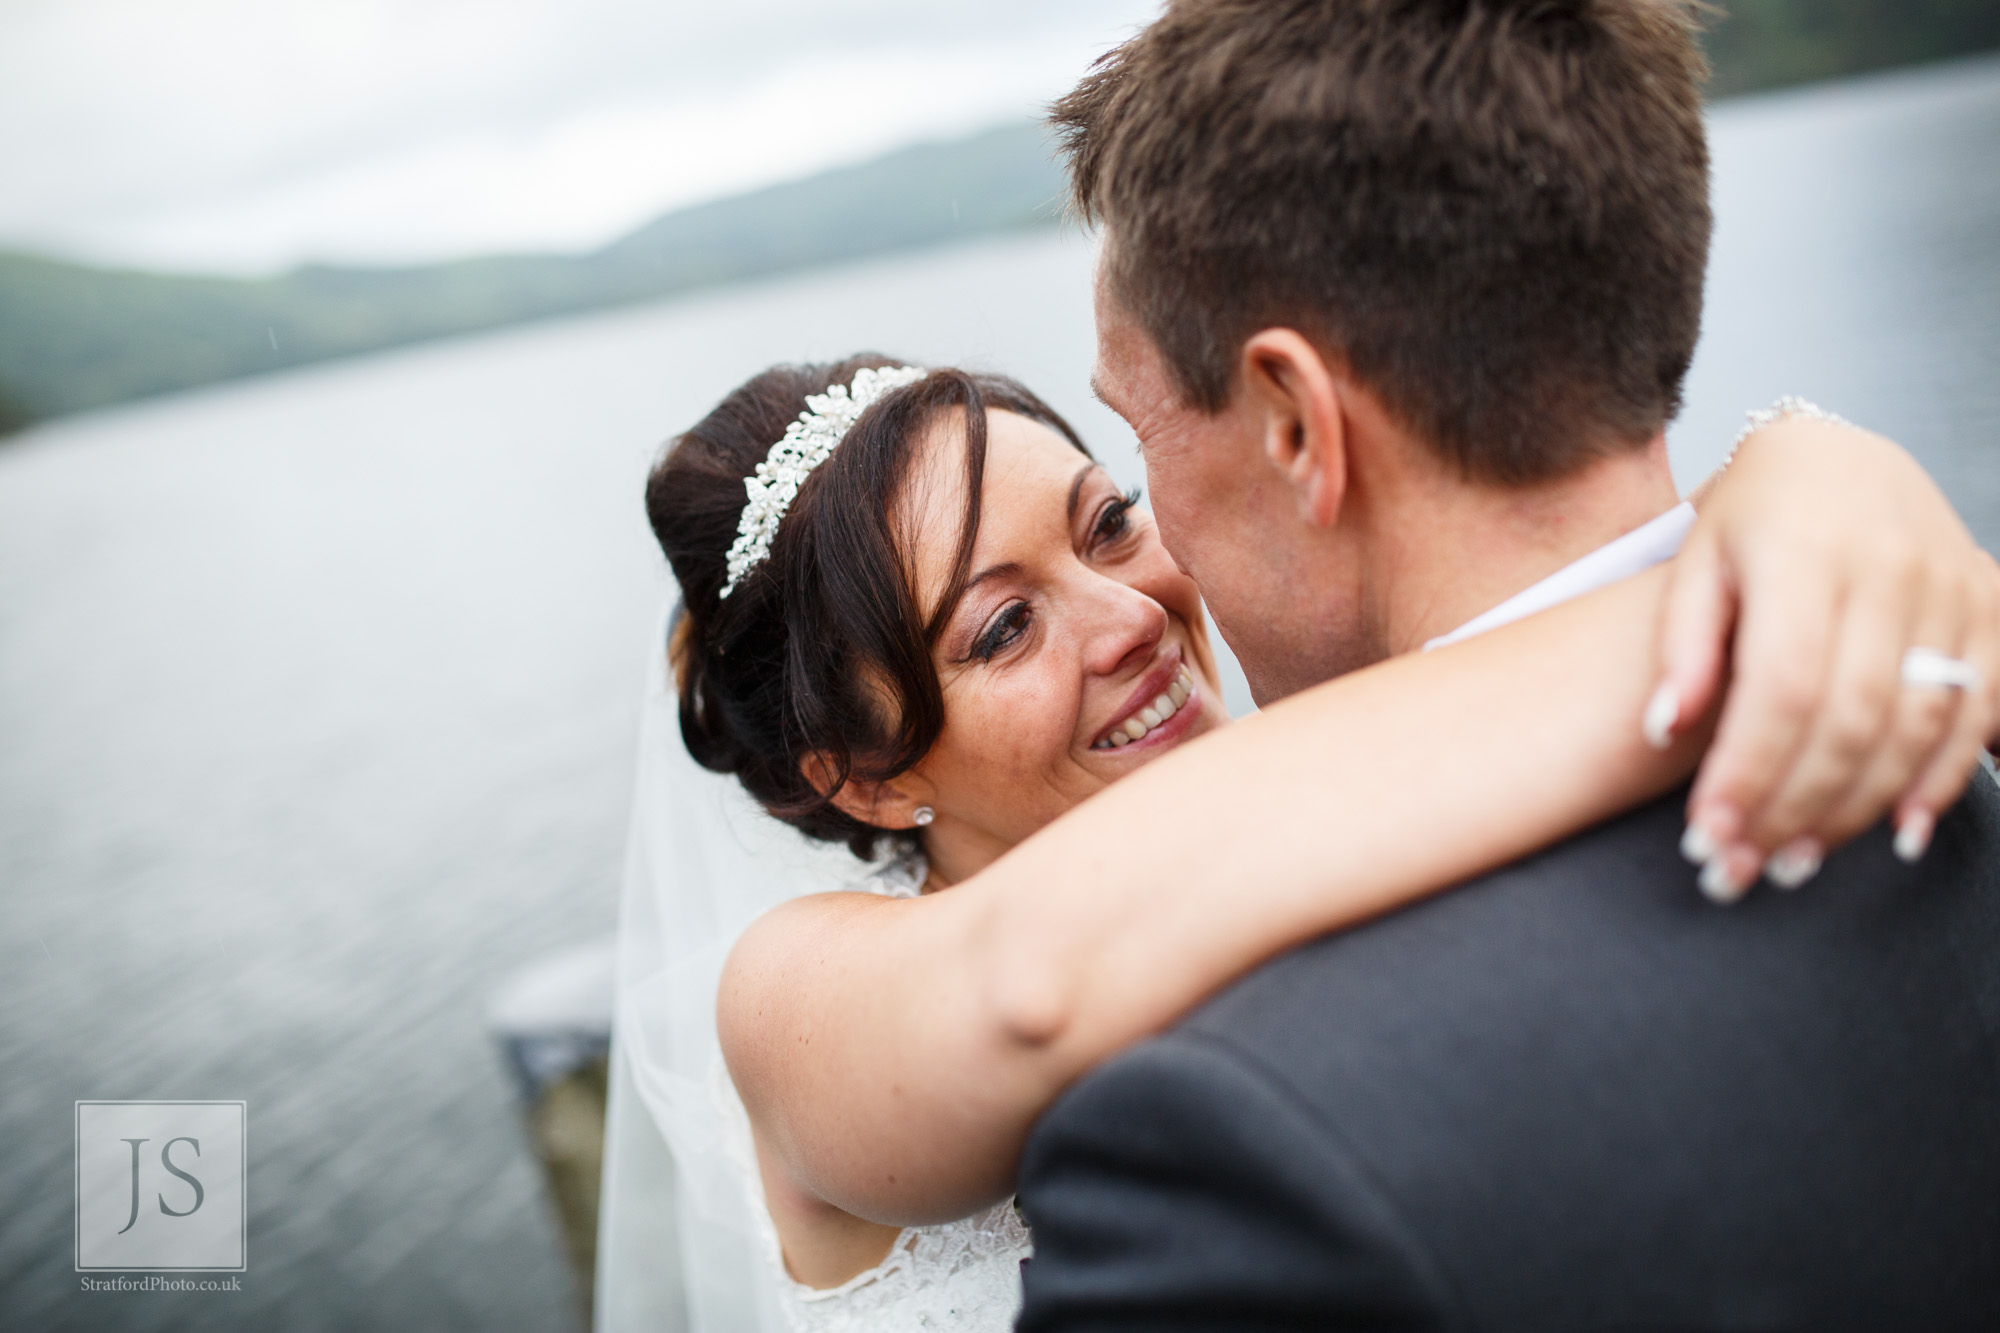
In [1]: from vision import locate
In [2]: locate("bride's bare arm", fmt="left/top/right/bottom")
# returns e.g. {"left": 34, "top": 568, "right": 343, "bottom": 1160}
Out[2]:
{"left": 724, "top": 421, "right": 2000, "bottom": 1245}
{"left": 723, "top": 564, "right": 1702, "bottom": 1228}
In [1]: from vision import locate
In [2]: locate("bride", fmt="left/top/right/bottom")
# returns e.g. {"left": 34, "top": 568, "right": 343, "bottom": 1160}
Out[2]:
{"left": 621, "top": 357, "right": 1995, "bottom": 1332}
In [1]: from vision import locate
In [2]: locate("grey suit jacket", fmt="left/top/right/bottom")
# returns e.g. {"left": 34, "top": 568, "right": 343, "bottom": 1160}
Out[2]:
{"left": 1016, "top": 777, "right": 2000, "bottom": 1330}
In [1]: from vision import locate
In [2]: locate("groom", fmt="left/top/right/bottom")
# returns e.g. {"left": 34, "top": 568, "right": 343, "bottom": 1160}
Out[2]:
{"left": 1015, "top": 0, "right": 2000, "bottom": 1327}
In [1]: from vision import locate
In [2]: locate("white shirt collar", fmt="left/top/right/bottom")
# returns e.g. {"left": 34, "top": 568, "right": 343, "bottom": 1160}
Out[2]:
{"left": 1423, "top": 501, "right": 1695, "bottom": 652}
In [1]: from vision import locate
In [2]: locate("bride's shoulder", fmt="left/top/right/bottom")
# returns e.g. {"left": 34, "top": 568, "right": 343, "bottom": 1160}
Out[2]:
{"left": 717, "top": 854, "right": 928, "bottom": 1064}
{"left": 748, "top": 852, "right": 924, "bottom": 932}
{"left": 740, "top": 854, "right": 925, "bottom": 949}
{"left": 745, "top": 853, "right": 922, "bottom": 934}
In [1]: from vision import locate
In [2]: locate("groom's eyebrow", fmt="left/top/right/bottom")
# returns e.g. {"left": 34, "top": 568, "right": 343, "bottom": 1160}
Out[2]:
{"left": 1089, "top": 378, "right": 1144, "bottom": 457}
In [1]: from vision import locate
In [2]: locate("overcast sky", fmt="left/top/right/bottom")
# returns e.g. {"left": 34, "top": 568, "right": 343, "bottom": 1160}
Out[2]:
{"left": 0, "top": 0, "right": 1160, "bottom": 275}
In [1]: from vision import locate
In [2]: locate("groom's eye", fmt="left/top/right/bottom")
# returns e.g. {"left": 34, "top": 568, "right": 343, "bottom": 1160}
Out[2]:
{"left": 971, "top": 602, "right": 1032, "bottom": 662}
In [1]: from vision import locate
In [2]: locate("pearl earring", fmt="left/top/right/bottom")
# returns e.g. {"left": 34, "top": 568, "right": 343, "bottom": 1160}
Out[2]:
{"left": 912, "top": 806, "right": 935, "bottom": 827}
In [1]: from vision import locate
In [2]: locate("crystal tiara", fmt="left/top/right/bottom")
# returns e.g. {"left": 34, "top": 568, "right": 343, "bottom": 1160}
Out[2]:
{"left": 719, "top": 365, "right": 928, "bottom": 598}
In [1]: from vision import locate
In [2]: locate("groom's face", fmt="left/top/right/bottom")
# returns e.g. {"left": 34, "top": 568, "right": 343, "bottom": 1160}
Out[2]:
{"left": 1091, "top": 265, "right": 1350, "bottom": 705}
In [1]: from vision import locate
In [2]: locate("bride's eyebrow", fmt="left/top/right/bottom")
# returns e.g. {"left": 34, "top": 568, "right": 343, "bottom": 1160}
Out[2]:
{"left": 1066, "top": 463, "right": 1102, "bottom": 522}
{"left": 962, "top": 562, "right": 1025, "bottom": 598}
{"left": 954, "top": 465, "right": 1102, "bottom": 607}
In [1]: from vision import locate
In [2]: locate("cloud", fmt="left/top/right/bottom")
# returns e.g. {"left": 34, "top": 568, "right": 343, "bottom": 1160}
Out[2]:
{"left": 0, "top": 0, "right": 1157, "bottom": 273}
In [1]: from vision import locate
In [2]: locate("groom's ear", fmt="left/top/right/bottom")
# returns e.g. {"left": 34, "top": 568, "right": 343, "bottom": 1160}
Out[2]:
{"left": 1240, "top": 329, "right": 1348, "bottom": 527}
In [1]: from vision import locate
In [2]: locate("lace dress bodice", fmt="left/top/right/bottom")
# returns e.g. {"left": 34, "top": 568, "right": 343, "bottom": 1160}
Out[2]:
{"left": 768, "top": 1200, "right": 1033, "bottom": 1333}
{"left": 720, "top": 854, "right": 1034, "bottom": 1333}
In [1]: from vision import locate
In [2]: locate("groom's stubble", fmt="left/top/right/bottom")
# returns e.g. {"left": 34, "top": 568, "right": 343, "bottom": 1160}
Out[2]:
{"left": 1094, "top": 263, "right": 1682, "bottom": 707}
{"left": 1092, "top": 269, "right": 1374, "bottom": 704}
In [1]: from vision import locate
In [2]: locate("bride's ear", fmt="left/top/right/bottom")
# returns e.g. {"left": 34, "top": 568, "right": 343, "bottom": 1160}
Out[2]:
{"left": 1240, "top": 329, "right": 1348, "bottom": 527}
{"left": 800, "top": 752, "right": 934, "bottom": 831}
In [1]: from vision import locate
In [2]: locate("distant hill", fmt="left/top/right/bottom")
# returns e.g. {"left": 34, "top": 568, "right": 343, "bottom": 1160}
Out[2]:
{"left": 4, "top": 1, "right": 1996, "bottom": 435}
{"left": 0, "top": 122, "right": 1066, "bottom": 430}
{"left": 1703, "top": 0, "right": 2000, "bottom": 98}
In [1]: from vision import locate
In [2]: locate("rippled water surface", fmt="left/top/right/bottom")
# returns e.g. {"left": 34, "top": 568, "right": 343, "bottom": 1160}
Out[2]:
{"left": 3, "top": 56, "right": 1996, "bottom": 1333}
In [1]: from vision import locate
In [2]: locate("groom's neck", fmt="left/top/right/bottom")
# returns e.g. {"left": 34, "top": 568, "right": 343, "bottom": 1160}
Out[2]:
{"left": 1366, "top": 434, "right": 1681, "bottom": 657}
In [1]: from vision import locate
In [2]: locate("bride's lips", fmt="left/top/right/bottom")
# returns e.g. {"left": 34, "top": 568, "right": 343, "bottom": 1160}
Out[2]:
{"left": 1089, "top": 648, "right": 1204, "bottom": 756}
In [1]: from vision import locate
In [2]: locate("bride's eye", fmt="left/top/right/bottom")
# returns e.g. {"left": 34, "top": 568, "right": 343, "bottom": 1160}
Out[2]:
{"left": 971, "top": 601, "right": 1032, "bottom": 662}
{"left": 1089, "top": 489, "right": 1142, "bottom": 550}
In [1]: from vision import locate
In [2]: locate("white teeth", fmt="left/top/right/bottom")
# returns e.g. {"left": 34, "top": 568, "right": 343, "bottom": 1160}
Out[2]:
{"left": 1093, "top": 666, "right": 1201, "bottom": 750}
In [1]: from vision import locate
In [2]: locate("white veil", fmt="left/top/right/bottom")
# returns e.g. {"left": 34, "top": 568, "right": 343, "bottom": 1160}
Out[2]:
{"left": 612, "top": 599, "right": 885, "bottom": 1332}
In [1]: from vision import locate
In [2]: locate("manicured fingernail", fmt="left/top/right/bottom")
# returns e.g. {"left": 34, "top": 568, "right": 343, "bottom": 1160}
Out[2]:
{"left": 1680, "top": 820, "right": 1719, "bottom": 865}
{"left": 1699, "top": 854, "right": 1752, "bottom": 904}
{"left": 1764, "top": 838, "right": 1824, "bottom": 890}
{"left": 1894, "top": 810, "right": 1935, "bottom": 864}
{"left": 1642, "top": 682, "right": 1680, "bottom": 750}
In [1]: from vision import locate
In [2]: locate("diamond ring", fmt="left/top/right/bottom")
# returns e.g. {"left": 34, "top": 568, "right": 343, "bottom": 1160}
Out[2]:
{"left": 1902, "top": 646, "right": 1982, "bottom": 692}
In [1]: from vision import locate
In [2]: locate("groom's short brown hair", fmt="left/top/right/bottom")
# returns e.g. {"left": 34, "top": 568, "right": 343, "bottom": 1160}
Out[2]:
{"left": 1054, "top": 0, "right": 1712, "bottom": 484}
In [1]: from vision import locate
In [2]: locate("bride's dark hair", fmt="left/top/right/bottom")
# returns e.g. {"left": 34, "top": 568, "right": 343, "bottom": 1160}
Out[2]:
{"left": 646, "top": 355, "right": 1091, "bottom": 860}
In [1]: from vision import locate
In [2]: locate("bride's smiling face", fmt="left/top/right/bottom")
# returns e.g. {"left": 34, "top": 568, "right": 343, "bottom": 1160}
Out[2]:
{"left": 891, "top": 408, "right": 1224, "bottom": 875}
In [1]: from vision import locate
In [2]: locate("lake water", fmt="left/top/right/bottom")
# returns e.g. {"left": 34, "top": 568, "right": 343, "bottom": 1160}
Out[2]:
{"left": 4, "top": 55, "right": 1997, "bottom": 1333}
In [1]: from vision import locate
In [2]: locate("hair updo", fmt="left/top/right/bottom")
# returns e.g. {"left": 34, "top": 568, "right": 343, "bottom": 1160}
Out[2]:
{"left": 646, "top": 354, "right": 1091, "bottom": 860}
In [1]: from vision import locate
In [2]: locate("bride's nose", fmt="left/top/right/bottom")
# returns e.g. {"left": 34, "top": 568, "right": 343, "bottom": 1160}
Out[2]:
{"left": 1082, "top": 574, "right": 1168, "bottom": 679}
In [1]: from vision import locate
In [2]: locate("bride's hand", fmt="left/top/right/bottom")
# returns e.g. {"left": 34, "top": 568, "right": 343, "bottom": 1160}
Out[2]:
{"left": 1652, "top": 417, "right": 2000, "bottom": 898}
